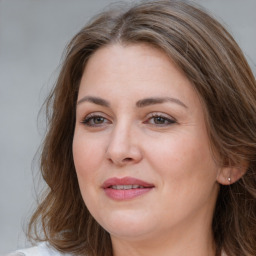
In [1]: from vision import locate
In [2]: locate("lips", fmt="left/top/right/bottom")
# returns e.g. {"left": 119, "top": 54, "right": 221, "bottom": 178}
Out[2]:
{"left": 102, "top": 177, "right": 154, "bottom": 200}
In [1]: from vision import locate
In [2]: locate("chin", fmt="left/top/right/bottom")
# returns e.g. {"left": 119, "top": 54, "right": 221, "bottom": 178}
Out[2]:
{"left": 107, "top": 225, "right": 155, "bottom": 241}
{"left": 97, "top": 211, "right": 156, "bottom": 239}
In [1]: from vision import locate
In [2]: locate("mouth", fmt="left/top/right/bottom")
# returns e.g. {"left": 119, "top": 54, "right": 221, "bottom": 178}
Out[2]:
{"left": 110, "top": 185, "right": 146, "bottom": 190}
{"left": 102, "top": 177, "right": 154, "bottom": 200}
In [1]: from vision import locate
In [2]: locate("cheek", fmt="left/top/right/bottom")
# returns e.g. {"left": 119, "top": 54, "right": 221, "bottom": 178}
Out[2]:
{"left": 146, "top": 129, "right": 218, "bottom": 186}
{"left": 72, "top": 130, "right": 107, "bottom": 212}
{"left": 146, "top": 132, "right": 219, "bottom": 218}
{"left": 72, "top": 130, "right": 105, "bottom": 186}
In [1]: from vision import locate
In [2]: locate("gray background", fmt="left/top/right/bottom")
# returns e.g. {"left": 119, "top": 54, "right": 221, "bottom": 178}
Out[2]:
{"left": 0, "top": 0, "right": 255, "bottom": 254}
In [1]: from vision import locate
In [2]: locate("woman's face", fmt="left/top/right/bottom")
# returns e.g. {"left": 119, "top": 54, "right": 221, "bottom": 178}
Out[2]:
{"left": 73, "top": 43, "right": 220, "bottom": 242}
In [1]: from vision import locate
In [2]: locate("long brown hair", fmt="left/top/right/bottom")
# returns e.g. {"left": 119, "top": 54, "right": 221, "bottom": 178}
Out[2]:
{"left": 28, "top": 1, "right": 256, "bottom": 255}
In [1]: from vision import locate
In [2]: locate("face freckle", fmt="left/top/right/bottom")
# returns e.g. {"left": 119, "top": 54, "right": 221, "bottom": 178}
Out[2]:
{"left": 72, "top": 43, "right": 220, "bottom": 243}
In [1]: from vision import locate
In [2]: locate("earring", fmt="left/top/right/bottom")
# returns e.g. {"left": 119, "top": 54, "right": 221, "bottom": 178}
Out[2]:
{"left": 228, "top": 177, "right": 231, "bottom": 183}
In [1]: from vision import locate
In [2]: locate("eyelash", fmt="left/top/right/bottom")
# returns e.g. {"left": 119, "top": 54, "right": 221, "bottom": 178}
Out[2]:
{"left": 81, "top": 113, "right": 176, "bottom": 127}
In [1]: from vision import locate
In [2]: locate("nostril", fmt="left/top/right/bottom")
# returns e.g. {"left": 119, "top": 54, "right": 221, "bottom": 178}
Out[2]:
{"left": 123, "top": 157, "right": 133, "bottom": 162}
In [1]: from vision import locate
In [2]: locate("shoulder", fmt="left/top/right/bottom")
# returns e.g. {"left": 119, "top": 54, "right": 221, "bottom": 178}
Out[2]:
{"left": 5, "top": 243, "right": 73, "bottom": 256}
{"left": 221, "top": 251, "right": 228, "bottom": 256}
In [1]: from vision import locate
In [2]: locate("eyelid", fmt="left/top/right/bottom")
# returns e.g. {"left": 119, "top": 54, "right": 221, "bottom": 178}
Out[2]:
{"left": 148, "top": 112, "right": 176, "bottom": 119}
{"left": 81, "top": 111, "right": 109, "bottom": 120}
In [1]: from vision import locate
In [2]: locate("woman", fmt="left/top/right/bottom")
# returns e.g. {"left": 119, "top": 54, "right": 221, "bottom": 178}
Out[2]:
{"left": 9, "top": 0, "right": 256, "bottom": 256}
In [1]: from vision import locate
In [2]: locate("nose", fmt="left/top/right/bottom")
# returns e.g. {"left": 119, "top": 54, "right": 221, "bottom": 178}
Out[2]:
{"left": 105, "top": 123, "right": 143, "bottom": 166}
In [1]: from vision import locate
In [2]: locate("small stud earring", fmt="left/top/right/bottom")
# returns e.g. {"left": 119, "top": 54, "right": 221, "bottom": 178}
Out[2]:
{"left": 228, "top": 177, "right": 231, "bottom": 183}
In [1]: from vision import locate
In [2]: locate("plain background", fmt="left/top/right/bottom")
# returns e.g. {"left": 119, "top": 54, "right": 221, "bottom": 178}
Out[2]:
{"left": 0, "top": 0, "right": 255, "bottom": 254}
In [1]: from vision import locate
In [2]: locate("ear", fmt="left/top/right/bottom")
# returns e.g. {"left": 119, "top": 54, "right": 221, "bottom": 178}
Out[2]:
{"left": 216, "top": 165, "right": 247, "bottom": 185}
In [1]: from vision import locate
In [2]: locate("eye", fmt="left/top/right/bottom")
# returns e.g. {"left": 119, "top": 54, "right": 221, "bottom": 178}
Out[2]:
{"left": 145, "top": 113, "right": 176, "bottom": 126}
{"left": 81, "top": 114, "right": 110, "bottom": 127}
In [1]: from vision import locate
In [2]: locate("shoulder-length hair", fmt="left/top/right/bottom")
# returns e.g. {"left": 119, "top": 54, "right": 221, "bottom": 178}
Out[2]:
{"left": 28, "top": 1, "right": 256, "bottom": 256}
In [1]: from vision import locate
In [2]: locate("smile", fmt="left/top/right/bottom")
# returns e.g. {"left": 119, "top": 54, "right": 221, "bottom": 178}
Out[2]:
{"left": 102, "top": 177, "right": 154, "bottom": 200}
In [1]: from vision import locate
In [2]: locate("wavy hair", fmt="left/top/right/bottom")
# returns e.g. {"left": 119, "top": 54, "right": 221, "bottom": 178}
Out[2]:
{"left": 28, "top": 1, "right": 256, "bottom": 256}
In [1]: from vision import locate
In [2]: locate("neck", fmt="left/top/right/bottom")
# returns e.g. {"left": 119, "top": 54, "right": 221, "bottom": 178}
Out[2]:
{"left": 111, "top": 211, "right": 216, "bottom": 256}
{"left": 112, "top": 231, "right": 215, "bottom": 256}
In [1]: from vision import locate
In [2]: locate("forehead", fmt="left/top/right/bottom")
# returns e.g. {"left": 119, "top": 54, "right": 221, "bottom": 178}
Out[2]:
{"left": 79, "top": 43, "right": 196, "bottom": 100}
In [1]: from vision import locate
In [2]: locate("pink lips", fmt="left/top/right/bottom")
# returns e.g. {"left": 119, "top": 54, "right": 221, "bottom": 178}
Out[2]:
{"left": 102, "top": 177, "right": 154, "bottom": 200}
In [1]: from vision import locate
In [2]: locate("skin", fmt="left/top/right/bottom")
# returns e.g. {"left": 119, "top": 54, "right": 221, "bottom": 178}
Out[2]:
{"left": 73, "top": 43, "right": 228, "bottom": 256}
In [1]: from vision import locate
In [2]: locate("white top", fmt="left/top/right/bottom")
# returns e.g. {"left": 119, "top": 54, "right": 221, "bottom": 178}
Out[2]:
{"left": 5, "top": 243, "right": 72, "bottom": 256}
{"left": 6, "top": 243, "right": 227, "bottom": 256}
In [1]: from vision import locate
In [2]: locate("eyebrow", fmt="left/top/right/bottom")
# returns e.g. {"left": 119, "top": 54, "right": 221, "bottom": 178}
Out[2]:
{"left": 136, "top": 97, "right": 188, "bottom": 109}
{"left": 77, "top": 96, "right": 110, "bottom": 107}
{"left": 77, "top": 96, "right": 188, "bottom": 109}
